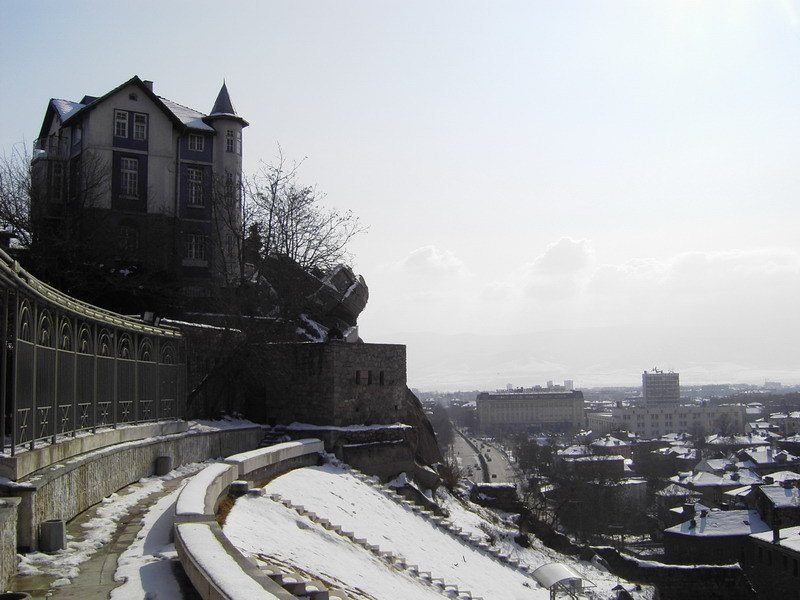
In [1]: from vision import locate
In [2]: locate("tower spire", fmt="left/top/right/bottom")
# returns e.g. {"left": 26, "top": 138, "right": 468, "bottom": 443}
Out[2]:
{"left": 210, "top": 81, "right": 237, "bottom": 116}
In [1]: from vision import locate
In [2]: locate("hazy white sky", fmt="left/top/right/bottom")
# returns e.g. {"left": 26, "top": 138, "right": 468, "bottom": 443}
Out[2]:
{"left": 2, "top": 1, "right": 800, "bottom": 389}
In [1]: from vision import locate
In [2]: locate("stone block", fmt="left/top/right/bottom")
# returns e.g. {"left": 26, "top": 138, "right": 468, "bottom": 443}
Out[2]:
{"left": 39, "top": 519, "right": 66, "bottom": 552}
{"left": 154, "top": 455, "right": 174, "bottom": 476}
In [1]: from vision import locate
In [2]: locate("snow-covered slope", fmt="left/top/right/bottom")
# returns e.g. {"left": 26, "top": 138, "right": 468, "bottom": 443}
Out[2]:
{"left": 225, "top": 462, "right": 653, "bottom": 600}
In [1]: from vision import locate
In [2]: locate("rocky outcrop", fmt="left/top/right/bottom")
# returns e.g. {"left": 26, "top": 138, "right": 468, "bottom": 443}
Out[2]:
{"left": 399, "top": 388, "right": 443, "bottom": 466}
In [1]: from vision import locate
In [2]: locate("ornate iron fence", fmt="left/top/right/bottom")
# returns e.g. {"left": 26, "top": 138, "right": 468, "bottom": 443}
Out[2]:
{"left": 0, "top": 247, "right": 186, "bottom": 455}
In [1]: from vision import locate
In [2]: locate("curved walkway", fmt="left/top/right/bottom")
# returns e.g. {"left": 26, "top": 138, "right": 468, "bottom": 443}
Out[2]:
{"left": 11, "top": 470, "right": 201, "bottom": 600}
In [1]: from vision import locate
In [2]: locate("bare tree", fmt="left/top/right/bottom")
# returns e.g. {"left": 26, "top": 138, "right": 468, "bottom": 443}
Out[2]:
{"left": 244, "top": 150, "right": 366, "bottom": 274}
{"left": 0, "top": 142, "right": 35, "bottom": 247}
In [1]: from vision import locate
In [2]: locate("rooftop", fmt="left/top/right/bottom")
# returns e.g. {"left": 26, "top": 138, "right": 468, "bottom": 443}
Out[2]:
{"left": 665, "top": 509, "right": 769, "bottom": 538}
{"left": 752, "top": 525, "right": 800, "bottom": 554}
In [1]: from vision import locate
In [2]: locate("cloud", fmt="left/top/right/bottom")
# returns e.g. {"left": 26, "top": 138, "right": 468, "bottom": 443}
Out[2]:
{"left": 520, "top": 237, "right": 595, "bottom": 300}
{"left": 394, "top": 245, "right": 471, "bottom": 279}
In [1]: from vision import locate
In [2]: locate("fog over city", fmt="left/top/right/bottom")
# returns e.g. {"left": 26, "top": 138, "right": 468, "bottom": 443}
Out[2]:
{"left": 3, "top": 1, "right": 800, "bottom": 388}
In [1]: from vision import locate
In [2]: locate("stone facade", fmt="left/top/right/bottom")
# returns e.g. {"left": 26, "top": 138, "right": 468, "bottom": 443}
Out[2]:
{"left": 259, "top": 341, "right": 407, "bottom": 427}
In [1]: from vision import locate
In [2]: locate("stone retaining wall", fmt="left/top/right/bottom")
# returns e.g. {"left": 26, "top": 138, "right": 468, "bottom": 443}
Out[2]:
{"left": 0, "top": 497, "right": 21, "bottom": 591}
{"left": 592, "top": 546, "right": 757, "bottom": 600}
{"left": 1, "top": 424, "right": 264, "bottom": 551}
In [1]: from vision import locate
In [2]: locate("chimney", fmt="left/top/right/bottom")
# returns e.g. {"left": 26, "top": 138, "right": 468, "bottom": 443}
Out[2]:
{"left": 700, "top": 509, "right": 709, "bottom": 518}
{"left": 143, "top": 80, "right": 154, "bottom": 92}
{"left": 683, "top": 503, "right": 695, "bottom": 518}
{"left": 764, "top": 476, "right": 774, "bottom": 485}
{"left": 773, "top": 523, "right": 781, "bottom": 544}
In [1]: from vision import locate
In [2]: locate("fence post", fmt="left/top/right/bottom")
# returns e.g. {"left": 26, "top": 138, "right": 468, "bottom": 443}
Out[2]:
{"left": 71, "top": 316, "right": 77, "bottom": 436}
{"left": 112, "top": 330, "right": 118, "bottom": 429}
{"left": 52, "top": 312, "right": 59, "bottom": 445}
{"left": 11, "top": 293, "right": 18, "bottom": 456}
{"left": 154, "top": 337, "right": 160, "bottom": 421}
{"left": 30, "top": 302, "right": 37, "bottom": 450}
{"left": 92, "top": 323, "right": 98, "bottom": 433}
{"left": 133, "top": 333, "right": 139, "bottom": 424}
{"left": 0, "top": 289, "right": 8, "bottom": 454}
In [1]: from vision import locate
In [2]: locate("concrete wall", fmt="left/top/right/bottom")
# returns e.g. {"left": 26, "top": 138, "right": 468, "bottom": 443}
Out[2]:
{"left": 0, "top": 497, "right": 21, "bottom": 591}
{"left": 2, "top": 425, "right": 263, "bottom": 551}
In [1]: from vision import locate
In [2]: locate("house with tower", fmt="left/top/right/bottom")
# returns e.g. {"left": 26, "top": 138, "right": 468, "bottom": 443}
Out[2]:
{"left": 31, "top": 75, "right": 247, "bottom": 305}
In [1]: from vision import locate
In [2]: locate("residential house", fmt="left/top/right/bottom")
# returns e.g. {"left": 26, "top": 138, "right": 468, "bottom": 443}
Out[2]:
{"left": 31, "top": 75, "right": 247, "bottom": 304}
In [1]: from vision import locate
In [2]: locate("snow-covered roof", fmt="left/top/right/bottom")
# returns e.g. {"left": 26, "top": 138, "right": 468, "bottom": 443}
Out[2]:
{"left": 572, "top": 454, "right": 626, "bottom": 462}
{"left": 739, "top": 448, "right": 799, "bottom": 466}
{"left": 764, "top": 471, "right": 800, "bottom": 484}
{"left": 656, "top": 483, "right": 702, "bottom": 498}
{"left": 723, "top": 485, "right": 755, "bottom": 498}
{"left": 706, "top": 434, "right": 770, "bottom": 446}
{"left": 751, "top": 525, "right": 800, "bottom": 554}
{"left": 696, "top": 458, "right": 734, "bottom": 473}
{"left": 51, "top": 98, "right": 84, "bottom": 121}
{"left": 557, "top": 444, "right": 591, "bottom": 457}
{"left": 531, "top": 562, "right": 591, "bottom": 590}
{"left": 758, "top": 485, "right": 800, "bottom": 509}
{"left": 158, "top": 97, "right": 215, "bottom": 132}
{"left": 665, "top": 509, "right": 769, "bottom": 538}
{"left": 670, "top": 469, "right": 762, "bottom": 488}
{"left": 591, "top": 435, "right": 629, "bottom": 447}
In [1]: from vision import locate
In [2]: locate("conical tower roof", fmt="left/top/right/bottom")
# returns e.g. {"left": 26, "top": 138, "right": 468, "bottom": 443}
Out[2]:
{"left": 205, "top": 81, "right": 249, "bottom": 126}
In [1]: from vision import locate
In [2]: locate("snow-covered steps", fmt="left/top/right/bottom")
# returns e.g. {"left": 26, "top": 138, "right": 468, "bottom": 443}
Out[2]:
{"left": 267, "top": 490, "right": 488, "bottom": 600}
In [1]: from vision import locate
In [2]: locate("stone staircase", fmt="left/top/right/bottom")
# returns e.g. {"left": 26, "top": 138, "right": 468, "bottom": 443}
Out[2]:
{"left": 254, "top": 551, "right": 349, "bottom": 600}
{"left": 339, "top": 463, "right": 535, "bottom": 576}
{"left": 268, "top": 491, "right": 482, "bottom": 600}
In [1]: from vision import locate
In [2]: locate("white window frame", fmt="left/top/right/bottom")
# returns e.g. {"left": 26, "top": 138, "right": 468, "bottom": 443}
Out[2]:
{"left": 114, "top": 110, "right": 128, "bottom": 138}
{"left": 132, "top": 113, "right": 148, "bottom": 141}
{"left": 188, "top": 134, "right": 204, "bottom": 152}
{"left": 120, "top": 157, "right": 138, "bottom": 198}
{"left": 185, "top": 233, "right": 206, "bottom": 260}
{"left": 187, "top": 168, "right": 204, "bottom": 206}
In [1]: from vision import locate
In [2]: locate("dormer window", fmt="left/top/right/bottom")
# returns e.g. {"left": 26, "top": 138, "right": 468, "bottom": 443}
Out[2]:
{"left": 188, "top": 134, "right": 204, "bottom": 152}
{"left": 114, "top": 110, "right": 128, "bottom": 137}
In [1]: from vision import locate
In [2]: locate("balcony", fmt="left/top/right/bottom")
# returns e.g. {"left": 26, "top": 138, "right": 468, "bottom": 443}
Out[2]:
{"left": 32, "top": 135, "right": 70, "bottom": 162}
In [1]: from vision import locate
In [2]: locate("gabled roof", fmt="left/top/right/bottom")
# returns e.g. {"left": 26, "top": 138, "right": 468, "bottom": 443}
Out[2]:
{"left": 37, "top": 98, "right": 87, "bottom": 140}
{"left": 61, "top": 76, "right": 186, "bottom": 131}
{"left": 656, "top": 483, "right": 702, "bottom": 498}
{"left": 51, "top": 99, "right": 84, "bottom": 121}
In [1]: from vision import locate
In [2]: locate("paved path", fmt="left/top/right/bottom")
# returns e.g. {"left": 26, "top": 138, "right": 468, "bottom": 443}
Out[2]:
{"left": 11, "top": 474, "right": 200, "bottom": 600}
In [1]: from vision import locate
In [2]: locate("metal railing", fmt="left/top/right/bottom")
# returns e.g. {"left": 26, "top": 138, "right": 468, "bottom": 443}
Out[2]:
{"left": 0, "top": 247, "right": 186, "bottom": 455}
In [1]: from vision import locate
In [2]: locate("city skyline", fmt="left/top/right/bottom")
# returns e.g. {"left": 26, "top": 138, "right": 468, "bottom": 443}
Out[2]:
{"left": 2, "top": 1, "right": 800, "bottom": 389}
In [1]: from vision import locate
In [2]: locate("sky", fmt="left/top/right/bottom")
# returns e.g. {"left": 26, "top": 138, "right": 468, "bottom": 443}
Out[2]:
{"left": 2, "top": 1, "right": 800, "bottom": 390}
